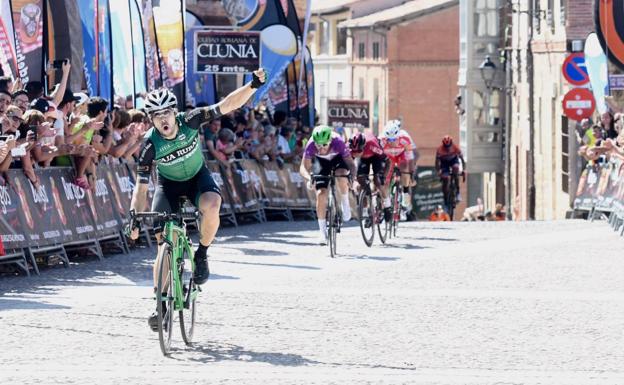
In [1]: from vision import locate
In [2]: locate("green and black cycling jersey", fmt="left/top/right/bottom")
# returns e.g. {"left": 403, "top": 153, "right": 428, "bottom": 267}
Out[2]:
{"left": 137, "top": 106, "right": 222, "bottom": 183}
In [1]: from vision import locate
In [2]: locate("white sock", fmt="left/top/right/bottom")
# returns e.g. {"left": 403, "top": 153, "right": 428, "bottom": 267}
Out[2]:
{"left": 318, "top": 219, "right": 326, "bottom": 232}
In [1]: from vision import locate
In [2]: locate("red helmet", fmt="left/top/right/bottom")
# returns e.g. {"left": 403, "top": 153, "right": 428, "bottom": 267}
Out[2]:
{"left": 442, "top": 135, "right": 453, "bottom": 146}
{"left": 349, "top": 133, "right": 366, "bottom": 153}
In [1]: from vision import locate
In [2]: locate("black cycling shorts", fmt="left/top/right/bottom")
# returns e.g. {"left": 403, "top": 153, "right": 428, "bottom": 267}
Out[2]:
{"left": 357, "top": 155, "right": 388, "bottom": 184}
{"left": 312, "top": 155, "right": 349, "bottom": 190}
{"left": 151, "top": 166, "right": 221, "bottom": 227}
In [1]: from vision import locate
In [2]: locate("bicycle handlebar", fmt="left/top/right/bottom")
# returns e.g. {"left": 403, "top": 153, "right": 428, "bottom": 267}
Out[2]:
{"left": 129, "top": 209, "right": 199, "bottom": 222}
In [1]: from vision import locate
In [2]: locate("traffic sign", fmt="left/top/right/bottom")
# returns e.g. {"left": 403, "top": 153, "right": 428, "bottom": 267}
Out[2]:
{"left": 562, "top": 88, "right": 595, "bottom": 120}
{"left": 562, "top": 53, "right": 590, "bottom": 86}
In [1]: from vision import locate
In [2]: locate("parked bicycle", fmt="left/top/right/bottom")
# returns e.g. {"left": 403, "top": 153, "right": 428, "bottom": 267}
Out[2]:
{"left": 129, "top": 205, "right": 200, "bottom": 355}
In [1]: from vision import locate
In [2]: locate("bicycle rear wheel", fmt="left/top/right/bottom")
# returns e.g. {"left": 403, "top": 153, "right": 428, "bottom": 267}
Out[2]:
{"left": 358, "top": 188, "right": 375, "bottom": 247}
{"left": 376, "top": 194, "right": 388, "bottom": 244}
{"left": 179, "top": 245, "right": 197, "bottom": 346}
{"left": 448, "top": 179, "right": 457, "bottom": 220}
{"left": 157, "top": 244, "right": 175, "bottom": 355}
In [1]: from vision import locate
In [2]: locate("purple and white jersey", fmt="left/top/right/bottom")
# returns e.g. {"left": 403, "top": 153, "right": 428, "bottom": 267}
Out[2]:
{"left": 304, "top": 133, "right": 351, "bottom": 160}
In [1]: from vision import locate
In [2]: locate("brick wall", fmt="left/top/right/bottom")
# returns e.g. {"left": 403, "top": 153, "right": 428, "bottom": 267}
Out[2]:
{"left": 565, "top": 0, "right": 593, "bottom": 40}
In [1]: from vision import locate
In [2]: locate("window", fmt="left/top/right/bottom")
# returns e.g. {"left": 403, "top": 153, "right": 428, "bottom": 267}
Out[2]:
{"left": 337, "top": 82, "right": 343, "bottom": 99}
{"left": 547, "top": 0, "right": 555, "bottom": 33}
{"left": 473, "top": 0, "right": 498, "bottom": 37}
{"left": 319, "top": 21, "right": 329, "bottom": 54}
{"left": 358, "top": 78, "right": 364, "bottom": 99}
{"left": 372, "top": 42, "right": 380, "bottom": 60}
{"left": 358, "top": 42, "right": 365, "bottom": 59}
{"left": 336, "top": 21, "right": 347, "bottom": 55}
{"left": 561, "top": 115, "right": 569, "bottom": 193}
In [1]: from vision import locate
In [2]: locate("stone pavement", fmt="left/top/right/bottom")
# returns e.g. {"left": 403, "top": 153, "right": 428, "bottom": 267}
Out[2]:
{"left": 1, "top": 219, "right": 623, "bottom": 385}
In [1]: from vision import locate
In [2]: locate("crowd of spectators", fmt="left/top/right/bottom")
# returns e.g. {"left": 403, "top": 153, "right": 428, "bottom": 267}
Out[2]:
{"left": 0, "top": 60, "right": 314, "bottom": 192}
{"left": 577, "top": 99, "right": 624, "bottom": 166}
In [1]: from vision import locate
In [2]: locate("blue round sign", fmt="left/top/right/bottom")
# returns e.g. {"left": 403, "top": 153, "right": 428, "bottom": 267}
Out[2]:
{"left": 562, "top": 53, "right": 589, "bottom": 86}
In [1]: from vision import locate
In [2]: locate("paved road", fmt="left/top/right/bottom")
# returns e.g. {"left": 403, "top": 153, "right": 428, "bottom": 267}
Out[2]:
{"left": 1, "top": 219, "right": 623, "bottom": 384}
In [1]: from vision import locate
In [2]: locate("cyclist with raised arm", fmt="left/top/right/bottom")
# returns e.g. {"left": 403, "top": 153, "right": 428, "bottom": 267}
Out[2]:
{"left": 127, "top": 69, "right": 266, "bottom": 331}
{"left": 300, "top": 125, "right": 357, "bottom": 245}
{"left": 435, "top": 135, "right": 466, "bottom": 204}
{"left": 349, "top": 131, "right": 392, "bottom": 221}
{"left": 380, "top": 120, "right": 416, "bottom": 211}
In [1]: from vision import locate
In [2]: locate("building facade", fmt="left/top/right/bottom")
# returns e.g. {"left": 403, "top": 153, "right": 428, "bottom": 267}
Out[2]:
{"left": 507, "top": 0, "right": 593, "bottom": 220}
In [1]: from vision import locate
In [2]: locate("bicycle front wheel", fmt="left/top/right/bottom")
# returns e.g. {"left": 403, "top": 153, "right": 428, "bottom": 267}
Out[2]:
{"left": 157, "top": 244, "right": 175, "bottom": 355}
{"left": 179, "top": 245, "right": 197, "bottom": 346}
{"left": 358, "top": 188, "right": 375, "bottom": 247}
{"left": 328, "top": 188, "right": 337, "bottom": 258}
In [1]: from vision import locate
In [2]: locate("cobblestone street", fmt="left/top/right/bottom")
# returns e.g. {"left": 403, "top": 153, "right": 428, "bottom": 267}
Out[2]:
{"left": 1, "top": 220, "right": 623, "bottom": 385}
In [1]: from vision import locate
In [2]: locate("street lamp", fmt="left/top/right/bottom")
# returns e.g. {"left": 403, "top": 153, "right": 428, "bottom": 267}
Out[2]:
{"left": 479, "top": 55, "right": 497, "bottom": 90}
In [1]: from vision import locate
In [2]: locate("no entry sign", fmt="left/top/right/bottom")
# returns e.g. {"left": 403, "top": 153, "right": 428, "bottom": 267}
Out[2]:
{"left": 562, "top": 53, "right": 590, "bottom": 86}
{"left": 562, "top": 88, "right": 595, "bottom": 120}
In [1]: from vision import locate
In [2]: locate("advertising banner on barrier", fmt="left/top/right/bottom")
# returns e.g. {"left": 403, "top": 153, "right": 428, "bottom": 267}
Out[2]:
{"left": 194, "top": 30, "right": 260, "bottom": 74}
{"left": 205, "top": 161, "right": 234, "bottom": 215}
{"left": 240, "top": 160, "right": 266, "bottom": 206}
{"left": 259, "top": 161, "right": 287, "bottom": 208}
{"left": 22, "top": 169, "right": 74, "bottom": 246}
{"left": 574, "top": 166, "right": 600, "bottom": 211}
{"left": 412, "top": 167, "right": 446, "bottom": 220}
{"left": 280, "top": 164, "right": 309, "bottom": 208}
{"left": 91, "top": 166, "right": 122, "bottom": 235}
{"left": 228, "top": 161, "right": 262, "bottom": 213}
{"left": 108, "top": 163, "right": 134, "bottom": 222}
{"left": 56, "top": 169, "right": 97, "bottom": 241}
{"left": 0, "top": 172, "right": 29, "bottom": 250}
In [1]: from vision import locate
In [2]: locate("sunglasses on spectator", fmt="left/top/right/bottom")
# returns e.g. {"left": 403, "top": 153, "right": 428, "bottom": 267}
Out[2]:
{"left": 7, "top": 114, "right": 23, "bottom": 123}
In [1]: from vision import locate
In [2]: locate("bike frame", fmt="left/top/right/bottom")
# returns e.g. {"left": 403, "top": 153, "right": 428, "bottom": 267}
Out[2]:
{"left": 159, "top": 220, "right": 197, "bottom": 312}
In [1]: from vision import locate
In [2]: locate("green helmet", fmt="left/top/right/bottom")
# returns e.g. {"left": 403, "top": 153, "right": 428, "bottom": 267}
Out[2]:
{"left": 312, "top": 125, "right": 332, "bottom": 145}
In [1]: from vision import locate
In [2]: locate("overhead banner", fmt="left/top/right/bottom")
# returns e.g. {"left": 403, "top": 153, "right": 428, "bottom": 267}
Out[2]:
{"left": 222, "top": 0, "right": 286, "bottom": 31}
{"left": 10, "top": 0, "right": 44, "bottom": 83}
{"left": 76, "top": 0, "right": 97, "bottom": 96}
{"left": 139, "top": 0, "right": 162, "bottom": 91}
{"left": 327, "top": 99, "right": 370, "bottom": 129}
{"left": 304, "top": 46, "right": 315, "bottom": 126}
{"left": 97, "top": 0, "right": 112, "bottom": 104}
{"left": 194, "top": 30, "right": 260, "bottom": 74}
{"left": 254, "top": 24, "right": 297, "bottom": 107}
{"left": 0, "top": 0, "right": 18, "bottom": 80}
{"left": 110, "top": 0, "right": 134, "bottom": 102}
{"left": 185, "top": 11, "right": 216, "bottom": 106}
{"left": 129, "top": 0, "right": 147, "bottom": 103}
{"left": 152, "top": 1, "right": 184, "bottom": 90}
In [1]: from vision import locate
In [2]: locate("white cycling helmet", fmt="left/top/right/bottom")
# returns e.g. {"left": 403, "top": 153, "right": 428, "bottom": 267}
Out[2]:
{"left": 144, "top": 88, "right": 177, "bottom": 113}
{"left": 383, "top": 120, "right": 401, "bottom": 140}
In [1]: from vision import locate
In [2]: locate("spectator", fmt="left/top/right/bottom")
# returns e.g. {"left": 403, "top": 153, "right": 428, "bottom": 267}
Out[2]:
{"left": 215, "top": 128, "right": 239, "bottom": 162}
{"left": 25, "top": 109, "right": 63, "bottom": 167}
{"left": 462, "top": 197, "right": 484, "bottom": 221}
{"left": 0, "top": 135, "right": 16, "bottom": 172}
{"left": 1, "top": 105, "right": 38, "bottom": 187}
{"left": 0, "top": 76, "right": 12, "bottom": 93}
{"left": 24, "top": 81, "right": 44, "bottom": 101}
{"left": 0, "top": 89, "right": 11, "bottom": 116}
{"left": 429, "top": 205, "right": 450, "bottom": 221}
{"left": 11, "top": 90, "right": 29, "bottom": 113}
{"left": 277, "top": 126, "right": 296, "bottom": 163}
{"left": 600, "top": 111, "right": 617, "bottom": 140}
{"left": 493, "top": 203, "right": 506, "bottom": 220}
